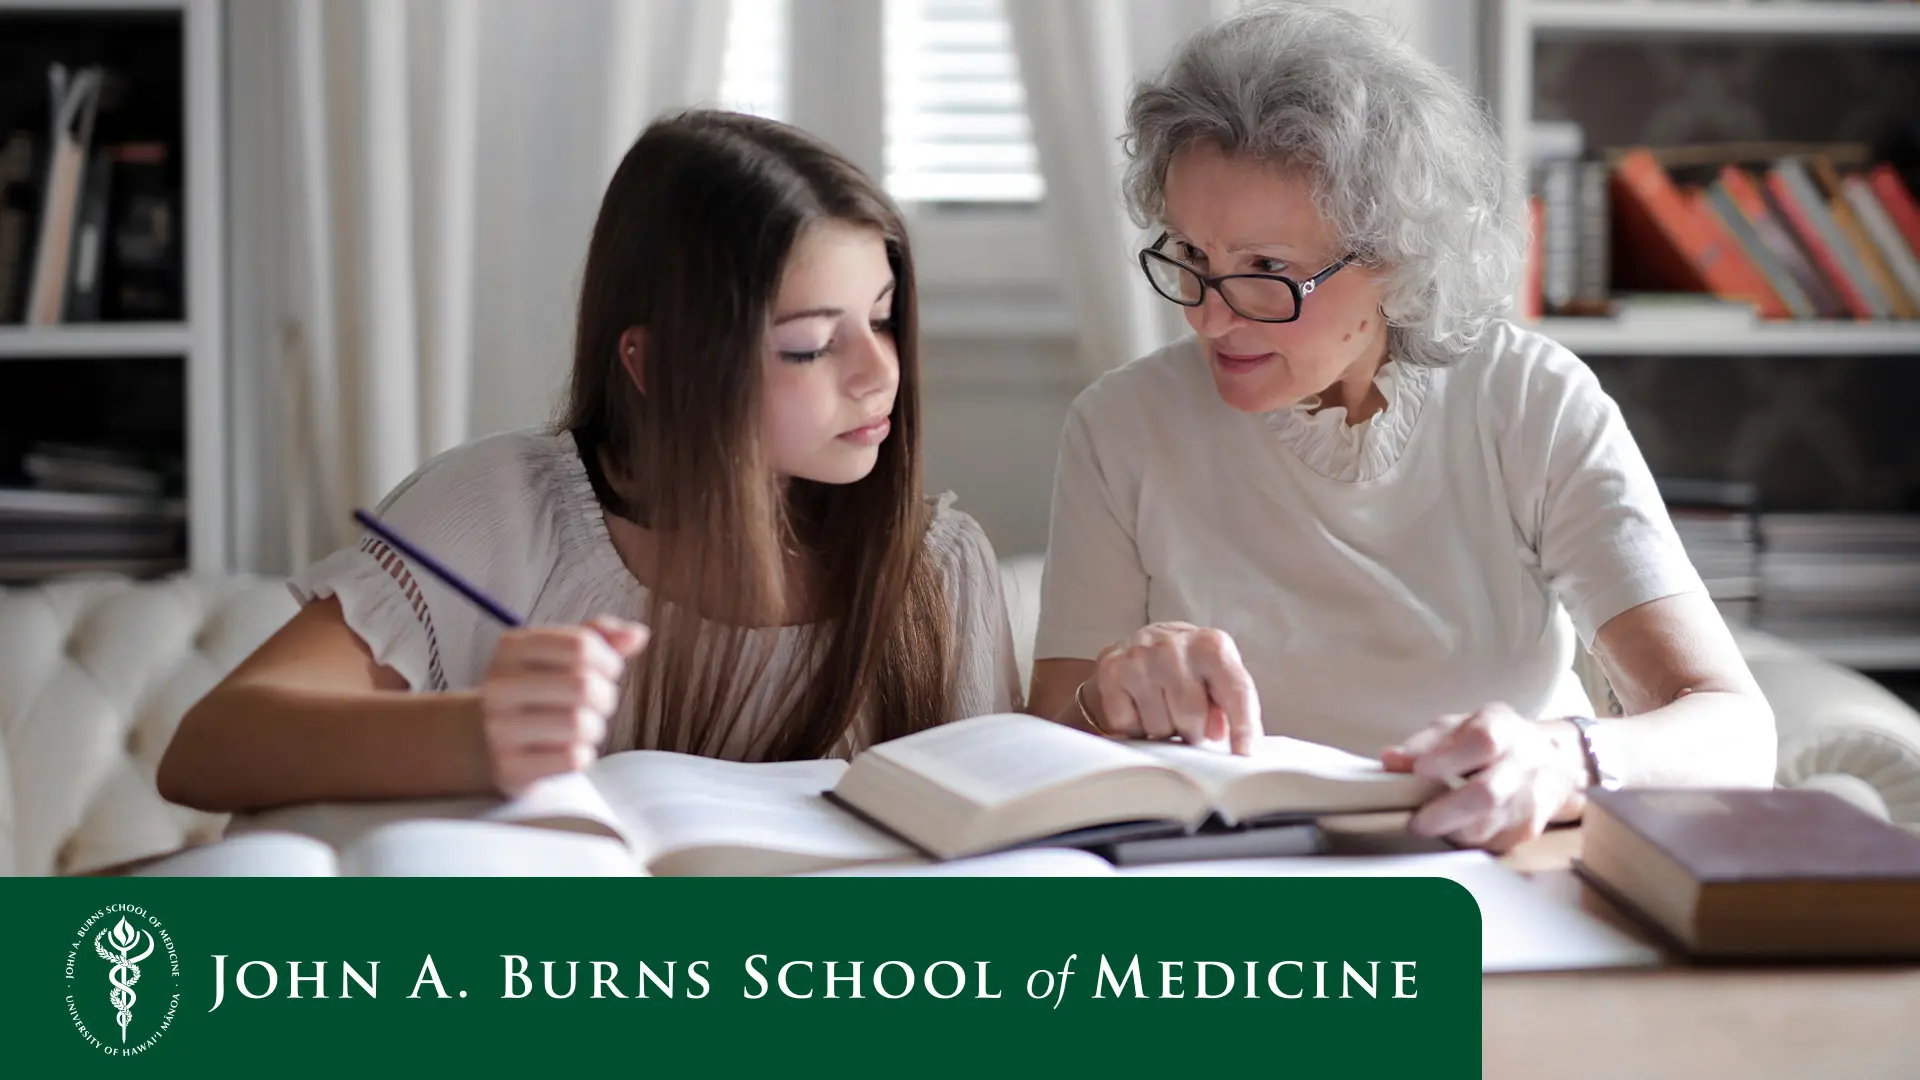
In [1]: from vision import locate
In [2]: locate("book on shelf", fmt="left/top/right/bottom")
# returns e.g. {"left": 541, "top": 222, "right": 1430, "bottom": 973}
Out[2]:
{"left": 0, "top": 485, "right": 184, "bottom": 520}
{"left": 1575, "top": 787, "right": 1920, "bottom": 960}
{"left": 0, "top": 130, "right": 36, "bottom": 323}
{"left": 1715, "top": 164, "right": 1848, "bottom": 319}
{"left": 0, "top": 478, "right": 189, "bottom": 583}
{"left": 0, "top": 51, "right": 184, "bottom": 326}
{"left": 825, "top": 713, "right": 1444, "bottom": 862}
{"left": 1527, "top": 121, "right": 1610, "bottom": 317}
{"left": 1808, "top": 156, "right": 1919, "bottom": 318}
{"left": 105, "top": 141, "right": 181, "bottom": 321}
{"left": 1700, "top": 180, "right": 1816, "bottom": 319}
{"left": 23, "top": 63, "right": 102, "bottom": 326}
{"left": 1612, "top": 148, "right": 1788, "bottom": 320}
{"left": 1767, "top": 157, "right": 1888, "bottom": 319}
{"left": 1538, "top": 144, "right": 1920, "bottom": 327}
{"left": 1867, "top": 164, "right": 1920, "bottom": 257}
{"left": 1844, "top": 175, "right": 1920, "bottom": 313}
{"left": 1659, "top": 475, "right": 1759, "bottom": 621}
{"left": 1752, "top": 513, "right": 1920, "bottom": 631}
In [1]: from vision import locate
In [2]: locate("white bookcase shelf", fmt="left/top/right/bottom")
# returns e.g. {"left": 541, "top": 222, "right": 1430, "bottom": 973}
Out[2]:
{"left": 0, "top": 0, "right": 225, "bottom": 575}
{"left": 1492, "top": 2, "right": 1920, "bottom": 672}
{"left": 1537, "top": 319, "right": 1920, "bottom": 356}
{"left": 1530, "top": 0, "right": 1920, "bottom": 39}
{"left": 0, "top": 324, "right": 193, "bottom": 358}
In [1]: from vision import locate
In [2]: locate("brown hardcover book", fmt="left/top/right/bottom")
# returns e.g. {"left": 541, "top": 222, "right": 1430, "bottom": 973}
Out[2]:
{"left": 1577, "top": 788, "right": 1920, "bottom": 960}
{"left": 1611, "top": 149, "right": 1786, "bottom": 318}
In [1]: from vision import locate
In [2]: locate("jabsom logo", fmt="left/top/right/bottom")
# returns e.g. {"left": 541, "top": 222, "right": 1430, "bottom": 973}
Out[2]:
{"left": 64, "top": 904, "right": 181, "bottom": 1057}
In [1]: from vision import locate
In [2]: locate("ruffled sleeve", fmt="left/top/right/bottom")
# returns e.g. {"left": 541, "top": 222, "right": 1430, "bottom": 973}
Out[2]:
{"left": 285, "top": 431, "right": 565, "bottom": 692}
{"left": 927, "top": 493, "right": 1022, "bottom": 719}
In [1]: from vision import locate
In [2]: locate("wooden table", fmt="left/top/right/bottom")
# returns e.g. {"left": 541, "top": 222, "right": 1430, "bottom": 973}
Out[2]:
{"left": 1483, "top": 827, "right": 1920, "bottom": 1080}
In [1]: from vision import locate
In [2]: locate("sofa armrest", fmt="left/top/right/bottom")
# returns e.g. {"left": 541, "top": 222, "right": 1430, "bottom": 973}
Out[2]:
{"left": 1732, "top": 627, "right": 1920, "bottom": 825}
{"left": 0, "top": 574, "right": 298, "bottom": 876}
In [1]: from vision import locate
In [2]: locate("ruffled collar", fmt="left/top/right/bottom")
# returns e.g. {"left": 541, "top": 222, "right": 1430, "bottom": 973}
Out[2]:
{"left": 1259, "top": 359, "right": 1431, "bottom": 483}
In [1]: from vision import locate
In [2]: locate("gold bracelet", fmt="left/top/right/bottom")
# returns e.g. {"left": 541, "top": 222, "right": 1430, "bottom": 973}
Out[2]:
{"left": 1073, "top": 680, "right": 1110, "bottom": 736}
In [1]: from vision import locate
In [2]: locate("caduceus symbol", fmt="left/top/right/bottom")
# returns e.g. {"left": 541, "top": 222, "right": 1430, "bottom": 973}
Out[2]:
{"left": 93, "top": 916, "right": 154, "bottom": 1044}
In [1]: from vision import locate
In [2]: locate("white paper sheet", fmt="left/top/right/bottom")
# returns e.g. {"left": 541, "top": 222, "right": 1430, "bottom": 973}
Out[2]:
{"left": 1120, "top": 850, "right": 1660, "bottom": 973}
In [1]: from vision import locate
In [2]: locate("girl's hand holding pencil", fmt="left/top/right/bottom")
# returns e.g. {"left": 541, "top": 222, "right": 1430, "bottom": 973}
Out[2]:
{"left": 479, "top": 617, "right": 648, "bottom": 795}
{"left": 351, "top": 507, "right": 649, "bottom": 795}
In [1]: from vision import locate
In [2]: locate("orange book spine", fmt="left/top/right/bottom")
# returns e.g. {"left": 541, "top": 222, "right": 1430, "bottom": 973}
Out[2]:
{"left": 1611, "top": 150, "right": 1783, "bottom": 316}
{"left": 1764, "top": 169, "right": 1875, "bottom": 319}
{"left": 1686, "top": 188, "right": 1789, "bottom": 319}
{"left": 1814, "top": 159, "right": 1917, "bottom": 319}
{"left": 1867, "top": 165, "right": 1920, "bottom": 263}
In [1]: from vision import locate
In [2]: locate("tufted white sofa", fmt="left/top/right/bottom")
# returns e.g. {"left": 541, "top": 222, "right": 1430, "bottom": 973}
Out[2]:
{"left": 4, "top": 561, "right": 1920, "bottom": 875}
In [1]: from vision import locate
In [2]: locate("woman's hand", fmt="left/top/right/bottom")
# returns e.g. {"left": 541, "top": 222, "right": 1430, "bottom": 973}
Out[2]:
{"left": 1083, "top": 622, "right": 1262, "bottom": 754}
{"left": 1381, "top": 703, "right": 1589, "bottom": 853}
{"left": 479, "top": 616, "right": 650, "bottom": 795}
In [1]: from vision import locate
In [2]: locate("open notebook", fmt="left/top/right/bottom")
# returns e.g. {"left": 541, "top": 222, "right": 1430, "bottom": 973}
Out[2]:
{"left": 155, "top": 753, "right": 922, "bottom": 877}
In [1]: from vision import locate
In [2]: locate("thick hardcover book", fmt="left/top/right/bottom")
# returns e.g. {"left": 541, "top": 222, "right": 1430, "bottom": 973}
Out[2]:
{"left": 1576, "top": 788, "right": 1920, "bottom": 960}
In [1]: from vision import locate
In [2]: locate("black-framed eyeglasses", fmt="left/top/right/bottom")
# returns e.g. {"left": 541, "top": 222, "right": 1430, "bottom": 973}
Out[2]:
{"left": 1138, "top": 232, "right": 1355, "bottom": 323}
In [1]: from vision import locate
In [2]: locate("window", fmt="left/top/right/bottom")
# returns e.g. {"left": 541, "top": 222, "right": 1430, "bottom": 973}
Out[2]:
{"left": 718, "top": 0, "right": 1043, "bottom": 205}
{"left": 883, "top": 0, "right": 1042, "bottom": 203}
{"left": 718, "top": 0, "right": 789, "bottom": 122}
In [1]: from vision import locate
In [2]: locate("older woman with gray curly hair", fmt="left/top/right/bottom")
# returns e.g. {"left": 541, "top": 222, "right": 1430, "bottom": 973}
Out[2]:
{"left": 1027, "top": 2, "right": 1775, "bottom": 852}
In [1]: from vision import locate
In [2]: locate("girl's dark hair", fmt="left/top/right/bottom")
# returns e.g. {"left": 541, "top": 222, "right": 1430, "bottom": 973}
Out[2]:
{"left": 558, "top": 109, "right": 949, "bottom": 760}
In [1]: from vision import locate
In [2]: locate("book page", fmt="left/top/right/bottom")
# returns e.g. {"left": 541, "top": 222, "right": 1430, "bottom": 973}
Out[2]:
{"left": 482, "top": 771, "right": 647, "bottom": 852}
{"left": 800, "top": 848, "right": 1117, "bottom": 877}
{"left": 129, "top": 833, "right": 341, "bottom": 877}
{"left": 579, "top": 751, "right": 914, "bottom": 875}
{"left": 341, "top": 820, "right": 643, "bottom": 877}
{"left": 863, "top": 713, "right": 1168, "bottom": 810}
{"left": 1132, "top": 737, "right": 1442, "bottom": 821}
{"left": 232, "top": 796, "right": 501, "bottom": 851}
{"left": 1133, "top": 736, "right": 1395, "bottom": 792}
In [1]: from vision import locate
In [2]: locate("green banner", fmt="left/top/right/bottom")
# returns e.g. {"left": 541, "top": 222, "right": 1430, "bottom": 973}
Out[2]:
{"left": 7, "top": 877, "right": 1479, "bottom": 1077}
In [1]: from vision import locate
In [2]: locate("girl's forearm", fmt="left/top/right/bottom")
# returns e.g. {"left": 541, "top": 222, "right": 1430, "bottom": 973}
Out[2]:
{"left": 157, "top": 685, "right": 495, "bottom": 813}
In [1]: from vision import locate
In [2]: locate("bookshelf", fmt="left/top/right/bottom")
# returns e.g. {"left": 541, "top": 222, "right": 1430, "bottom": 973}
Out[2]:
{"left": 0, "top": 0, "right": 225, "bottom": 578}
{"left": 1488, "top": 1, "right": 1920, "bottom": 673}
{"left": 1527, "top": 0, "right": 1920, "bottom": 39}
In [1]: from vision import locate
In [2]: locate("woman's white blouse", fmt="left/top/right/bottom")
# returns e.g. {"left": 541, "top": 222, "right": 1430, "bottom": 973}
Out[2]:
{"left": 1034, "top": 320, "right": 1705, "bottom": 756}
{"left": 288, "top": 429, "right": 1021, "bottom": 759}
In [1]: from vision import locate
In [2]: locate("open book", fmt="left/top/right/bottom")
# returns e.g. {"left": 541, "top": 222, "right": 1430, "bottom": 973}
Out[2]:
{"left": 149, "top": 753, "right": 921, "bottom": 877}
{"left": 827, "top": 713, "right": 1445, "bottom": 861}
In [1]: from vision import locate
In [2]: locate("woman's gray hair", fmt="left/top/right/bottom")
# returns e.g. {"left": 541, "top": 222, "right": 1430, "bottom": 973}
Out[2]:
{"left": 1123, "top": 2, "right": 1524, "bottom": 368}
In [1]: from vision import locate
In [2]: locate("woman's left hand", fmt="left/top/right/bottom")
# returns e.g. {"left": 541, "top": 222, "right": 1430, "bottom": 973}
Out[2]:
{"left": 1380, "top": 703, "right": 1590, "bottom": 853}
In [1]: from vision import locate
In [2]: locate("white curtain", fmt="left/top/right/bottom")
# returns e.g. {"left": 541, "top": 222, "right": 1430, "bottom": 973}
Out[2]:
{"left": 1006, "top": 0, "right": 1237, "bottom": 377}
{"left": 225, "top": 0, "right": 730, "bottom": 572}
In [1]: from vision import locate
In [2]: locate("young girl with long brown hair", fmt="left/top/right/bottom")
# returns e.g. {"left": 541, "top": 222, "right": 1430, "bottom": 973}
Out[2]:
{"left": 159, "top": 111, "right": 1019, "bottom": 810}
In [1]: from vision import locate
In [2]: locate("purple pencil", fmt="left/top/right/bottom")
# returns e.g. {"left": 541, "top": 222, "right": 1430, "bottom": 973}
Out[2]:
{"left": 352, "top": 508, "right": 525, "bottom": 628}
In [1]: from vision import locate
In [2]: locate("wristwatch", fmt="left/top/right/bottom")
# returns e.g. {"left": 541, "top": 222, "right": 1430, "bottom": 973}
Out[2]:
{"left": 1565, "top": 715, "right": 1623, "bottom": 792}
